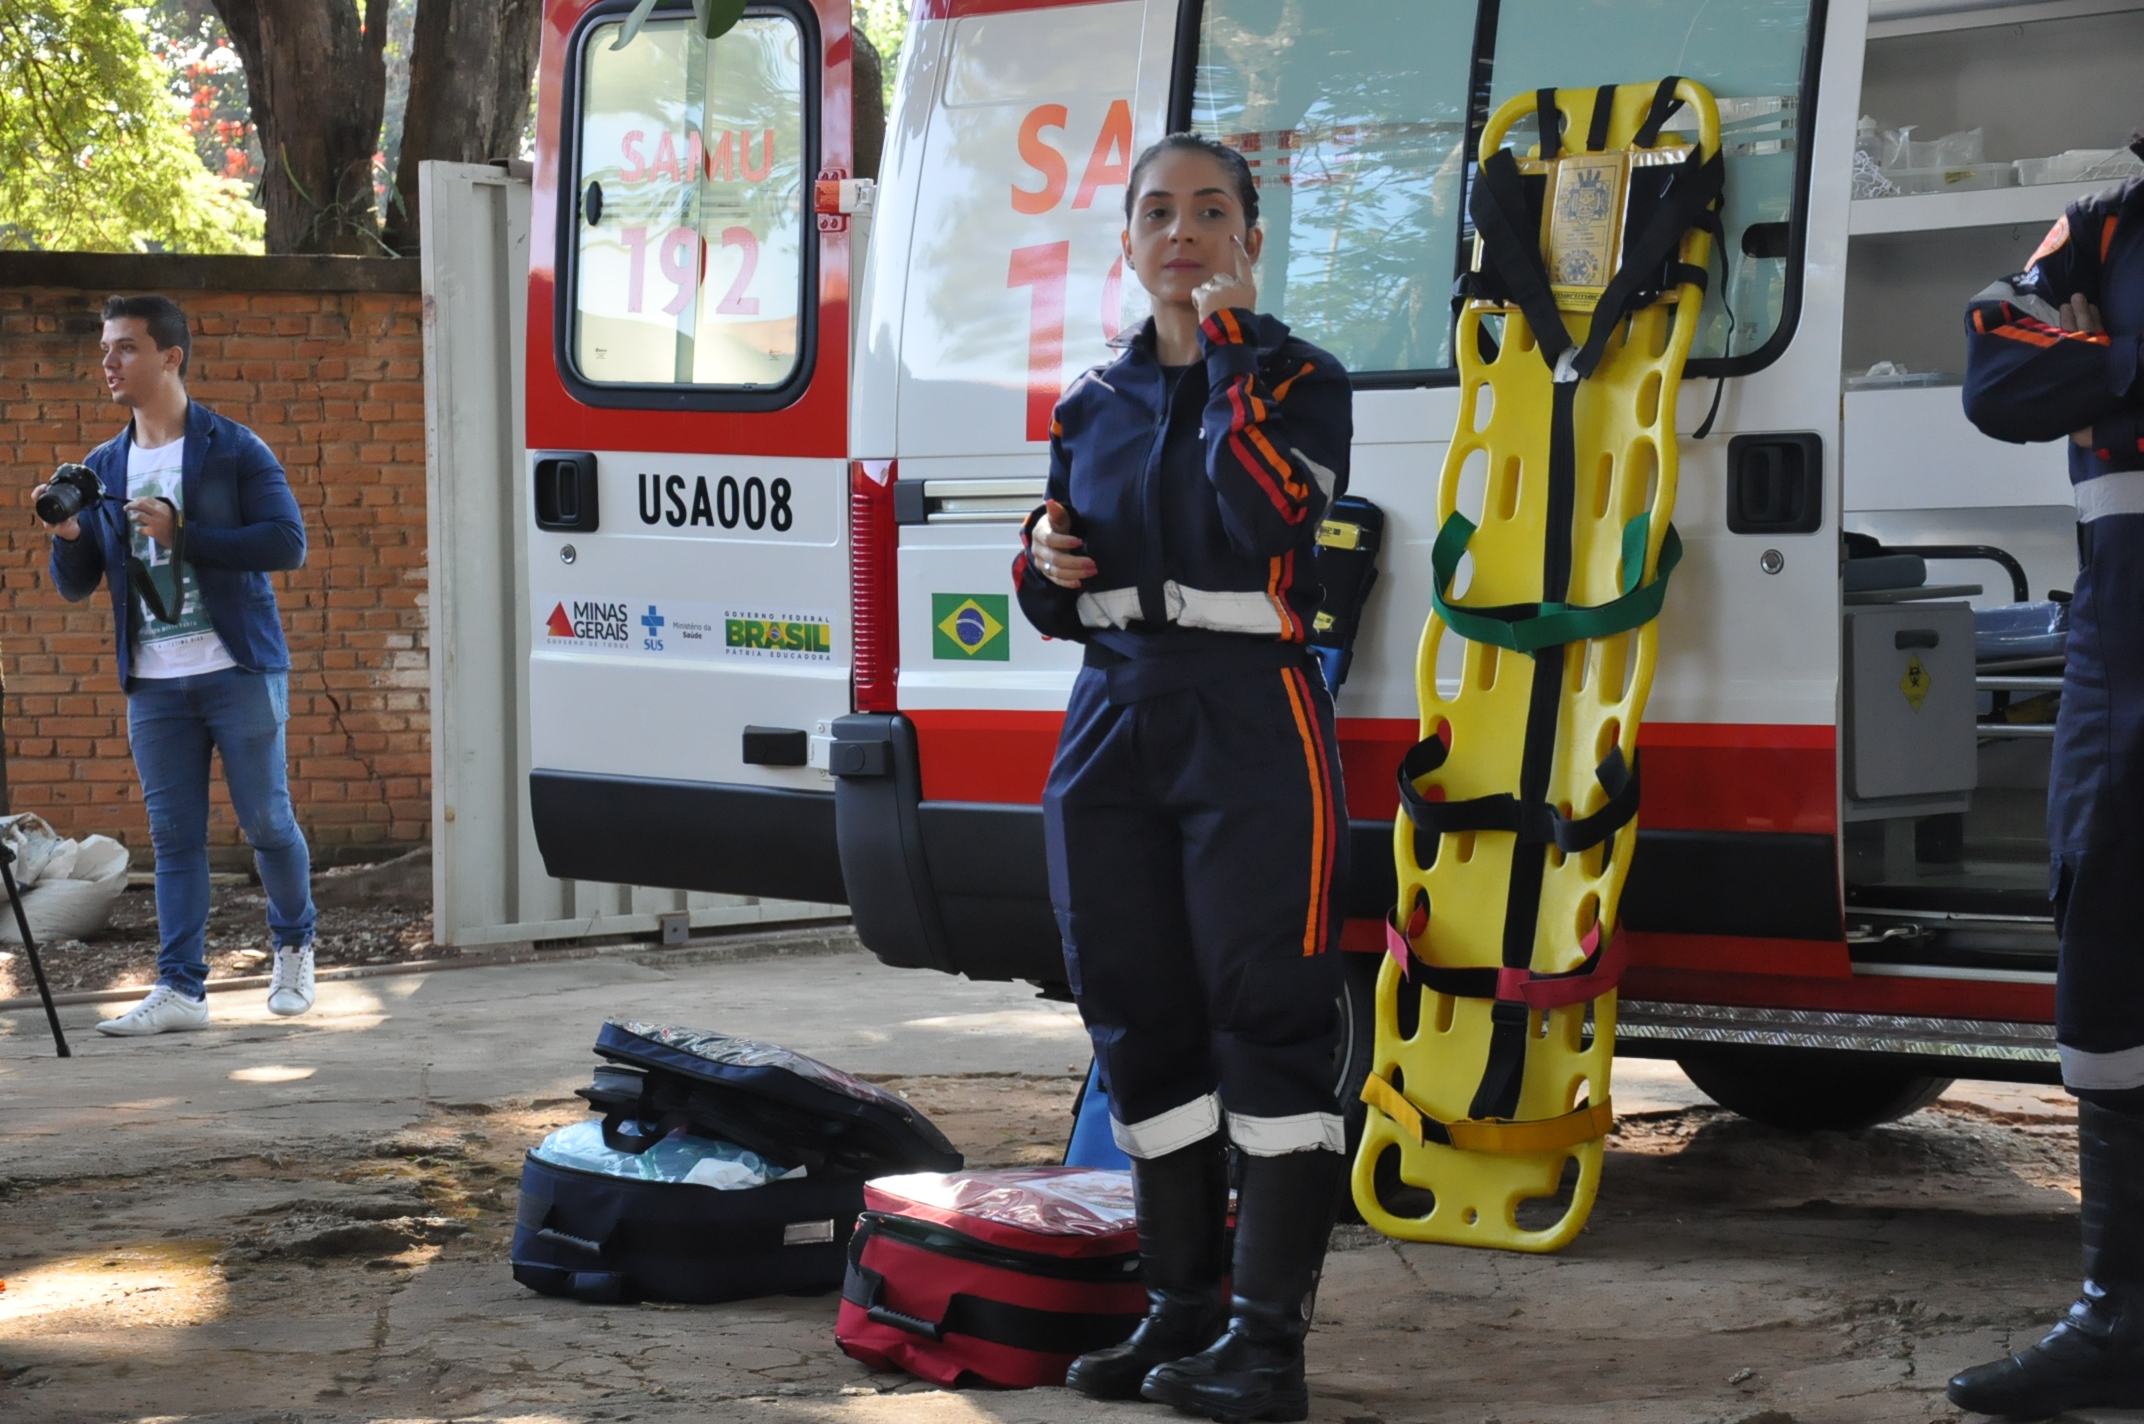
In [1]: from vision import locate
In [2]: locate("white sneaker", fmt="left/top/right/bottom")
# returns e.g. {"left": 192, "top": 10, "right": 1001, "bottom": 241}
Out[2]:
{"left": 96, "top": 984, "right": 211, "bottom": 1036}
{"left": 267, "top": 939, "right": 316, "bottom": 1017}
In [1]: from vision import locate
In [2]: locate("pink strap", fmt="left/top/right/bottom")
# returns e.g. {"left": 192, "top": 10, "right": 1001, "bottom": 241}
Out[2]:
{"left": 1386, "top": 912, "right": 1626, "bottom": 1007}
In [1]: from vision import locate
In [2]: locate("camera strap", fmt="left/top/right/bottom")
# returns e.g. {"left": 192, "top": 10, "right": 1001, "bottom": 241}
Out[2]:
{"left": 126, "top": 498, "right": 188, "bottom": 626}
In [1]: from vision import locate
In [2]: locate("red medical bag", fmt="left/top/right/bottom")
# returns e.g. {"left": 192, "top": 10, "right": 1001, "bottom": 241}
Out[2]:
{"left": 836, "top": 1166, "right": 1147, "bottom": 1387}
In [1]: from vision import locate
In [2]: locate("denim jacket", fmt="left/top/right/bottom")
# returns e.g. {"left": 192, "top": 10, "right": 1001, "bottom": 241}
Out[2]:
{"left": 51, "top": 401, "right": 306, "bottom": 685}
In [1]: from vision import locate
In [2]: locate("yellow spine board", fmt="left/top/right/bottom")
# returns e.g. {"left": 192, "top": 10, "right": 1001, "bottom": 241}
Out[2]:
{"left": 1352, "top": 81, "right": 1720, "bottom": 1253}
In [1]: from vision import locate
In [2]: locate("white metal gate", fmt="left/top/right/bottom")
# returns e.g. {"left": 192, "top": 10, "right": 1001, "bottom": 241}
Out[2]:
{"left": 418, "top": 161, "right": 844, "bottom": 946}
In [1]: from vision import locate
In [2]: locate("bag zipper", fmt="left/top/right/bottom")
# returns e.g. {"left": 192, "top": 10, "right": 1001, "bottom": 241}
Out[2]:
{"left": 859, "top": 1211, "right": 1140, "bottom": 1283}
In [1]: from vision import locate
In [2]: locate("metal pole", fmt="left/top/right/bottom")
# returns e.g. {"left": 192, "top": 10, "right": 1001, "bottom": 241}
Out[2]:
{"left": 2, "top": 851, "right": 69, "bottom": 1058}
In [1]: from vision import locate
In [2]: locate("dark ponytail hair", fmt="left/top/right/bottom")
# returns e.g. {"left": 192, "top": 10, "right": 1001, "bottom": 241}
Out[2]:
{"left": 1123, "top": 132, "right": 1260, "bottom": 228}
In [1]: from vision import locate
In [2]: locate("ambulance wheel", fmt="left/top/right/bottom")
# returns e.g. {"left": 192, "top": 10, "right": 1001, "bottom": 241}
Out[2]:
{"left": 1677, "top": 1049, "right": 1954, "bottom": 1133}
{"left": 1331, "top": 951, "right": 1380, "bottom": 1223}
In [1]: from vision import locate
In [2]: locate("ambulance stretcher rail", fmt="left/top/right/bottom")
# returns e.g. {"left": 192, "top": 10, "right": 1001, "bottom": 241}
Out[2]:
{"left": 1874, "top": 543, "right": 2032, "bottom": 604}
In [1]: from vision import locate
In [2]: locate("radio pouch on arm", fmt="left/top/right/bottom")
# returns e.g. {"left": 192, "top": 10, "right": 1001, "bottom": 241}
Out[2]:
{"left": 1308, "top": 495, "right": 1385, "bottom": 690}
{"left": 127, "top": 498, "right": 187, "bottom": 626}
{"left": 1352, "top": 79, "right": 1719, "bottom": 1253}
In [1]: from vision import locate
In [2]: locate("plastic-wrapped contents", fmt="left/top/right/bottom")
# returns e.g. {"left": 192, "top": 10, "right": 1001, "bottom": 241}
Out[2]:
{"left": 1885, "top": 162, "right": 2014, "bottom": 195}
{"left": 530, "top": 1119, "right": 799, "bottom": 1189}
{"left": 1845, "top": 361, "right": 1956, "bottom": 390}
{"left": 867, "top": 1167, "right": 1136, "bottom": 1241}
{"left": 1975, "top": 601, "right": 2070, "bottom": 663}
{"left": 2016, "top": 149, "right": 2144, "bottom": 187}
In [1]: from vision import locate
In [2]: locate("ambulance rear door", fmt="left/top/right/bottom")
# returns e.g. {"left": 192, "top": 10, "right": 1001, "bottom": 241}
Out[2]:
{"left": 525, "top": 0, "right": 858, "bottom": 904}
{"left": 836, "top": 0, "right": 1171, "bottom": 977}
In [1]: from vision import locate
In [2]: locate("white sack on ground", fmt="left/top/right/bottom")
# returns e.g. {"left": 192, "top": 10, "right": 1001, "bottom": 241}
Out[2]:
{"left": 0, "top": 821, "right": 132, "bottom": 944}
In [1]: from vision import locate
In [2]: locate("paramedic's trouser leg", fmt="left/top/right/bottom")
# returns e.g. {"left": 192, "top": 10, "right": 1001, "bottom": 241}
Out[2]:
{"left": 1949, "top": 850, "right": 2144, "bottom": 1417}
{"left": 1045, "top": 663, "right": 1348, "bottom": 1160}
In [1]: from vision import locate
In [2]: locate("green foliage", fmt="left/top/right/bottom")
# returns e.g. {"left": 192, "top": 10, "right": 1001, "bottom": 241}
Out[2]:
{"left": 854, "top": 0, "right": 904, "bottom": 110}
{"left": 0, "top": 0, "right": 263, "bottom": 252}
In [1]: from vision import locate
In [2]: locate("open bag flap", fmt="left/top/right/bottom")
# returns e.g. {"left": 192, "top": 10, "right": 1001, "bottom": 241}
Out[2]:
{"left": 594, "top": 1021, "right": 963, "bottom": 1177}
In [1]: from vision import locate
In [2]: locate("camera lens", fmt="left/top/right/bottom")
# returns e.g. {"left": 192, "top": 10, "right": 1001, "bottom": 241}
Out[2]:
{"left": 36, "top": 464, "right": 100, "bottom": 527}
{"left": 35, "top": 483, "right": 83, "bottom": 526}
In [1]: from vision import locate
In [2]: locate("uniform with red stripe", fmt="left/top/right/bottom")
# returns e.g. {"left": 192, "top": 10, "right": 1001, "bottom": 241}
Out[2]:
{"left": 1015, "top": 308, "right": 1349, "bottom": 644}
{"left": 1012, "top": 306, "right": 1353, "bottom": 1164}
{"left": 1962, "top": 174, "right": 2144, "bottom": 1081}
{"left": 1951, "top": 164, "right": 2144, "bottom": 1419}
{"left": 1964, "top": 176, "right": 2144, "bottom": 474}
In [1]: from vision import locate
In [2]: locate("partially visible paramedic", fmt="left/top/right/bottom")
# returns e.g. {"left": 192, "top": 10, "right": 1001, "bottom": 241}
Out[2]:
{"left": 32, "top": 295, "right": 316, "bottom": 1038}
{"left": 1014, "top": 133, "right": 1353, "bottom": 1423}
{"left": 1954, "top": 139, "right": 2144, "bottom": 1418}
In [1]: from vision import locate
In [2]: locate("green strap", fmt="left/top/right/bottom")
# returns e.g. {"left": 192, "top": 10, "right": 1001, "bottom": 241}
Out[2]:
{"left": 1430, "top": 512, "right": 1682, "bottom": 654}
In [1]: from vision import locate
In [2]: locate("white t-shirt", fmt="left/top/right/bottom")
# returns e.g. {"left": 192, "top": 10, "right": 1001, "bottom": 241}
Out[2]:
{"left": 126, "top": 437, "right": 237, "bottom": 680}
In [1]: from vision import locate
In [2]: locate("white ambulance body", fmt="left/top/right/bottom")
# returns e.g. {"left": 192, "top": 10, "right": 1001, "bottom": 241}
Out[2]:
{"left": 527, "top": 0, "right": 2144, "bottom": 1124}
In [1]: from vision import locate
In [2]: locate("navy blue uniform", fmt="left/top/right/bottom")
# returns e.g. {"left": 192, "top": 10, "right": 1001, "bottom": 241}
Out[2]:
{"left": 1964, "top": 177, "right": 2144, "bottom": 1102}
{"left": 1014, "top": 309, "right": 1353, "bottom": 1159}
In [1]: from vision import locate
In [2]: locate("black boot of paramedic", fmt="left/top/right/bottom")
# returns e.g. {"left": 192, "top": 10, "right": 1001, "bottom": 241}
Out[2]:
{"left": 1948, "top": 1101, "right": 2144, "bottom": 1416}
{"left": 1140, "top": 1147, "right": 1345, "bottom": 1423}
{"left": 1064, "top": 1134, "right": 1230, "bottom": 1399}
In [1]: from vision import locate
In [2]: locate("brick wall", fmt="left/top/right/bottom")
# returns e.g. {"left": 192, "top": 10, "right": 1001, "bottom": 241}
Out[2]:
{"left": 0, "top": 254, "right": 430, "bottom": 867}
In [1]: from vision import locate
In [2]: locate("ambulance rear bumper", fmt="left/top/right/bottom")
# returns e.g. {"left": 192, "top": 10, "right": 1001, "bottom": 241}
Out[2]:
{"left": 829, "top": 713, "right": 1399, "bottom": 985}
{"left": 530, "top": 769, "right": 846, "bottom": 906}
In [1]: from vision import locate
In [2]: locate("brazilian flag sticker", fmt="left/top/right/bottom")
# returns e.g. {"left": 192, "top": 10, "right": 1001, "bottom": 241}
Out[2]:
{"left": 933, "top": 593, "right": 1009, "bottom": 660}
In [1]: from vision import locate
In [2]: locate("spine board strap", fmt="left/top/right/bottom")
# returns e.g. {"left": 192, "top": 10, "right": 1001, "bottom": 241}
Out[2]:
{"left": 1471, "top": 75, "right": 1725, "bottom": 382}
{"left": 1397, "top": 740, "right": 1641, "bottom": 855}
{"left": 1360, "top": 1072, "right": 1614, "bottom": 1155}
{"left": 1385, "top": 909, "right": 1627, "bottom": 1012}
{"left": 1430, "top": 513, "right": 1682, "bottom": 656}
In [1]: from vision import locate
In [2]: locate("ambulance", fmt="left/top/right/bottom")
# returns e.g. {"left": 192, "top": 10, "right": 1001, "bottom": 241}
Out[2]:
{"left": 522, "top": 0, "right": 2144, "bottom": 1132}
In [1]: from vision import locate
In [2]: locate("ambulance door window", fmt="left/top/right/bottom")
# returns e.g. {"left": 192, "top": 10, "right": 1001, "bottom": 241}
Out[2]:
{"left": 1188, "top": 0, "right": 1477, "bottom": 376}
{"left": 1488, "top": 0, "right": 1815, "bottom": 370}
{"left": 568, "top": 6, "right": 812, "bottom": 399}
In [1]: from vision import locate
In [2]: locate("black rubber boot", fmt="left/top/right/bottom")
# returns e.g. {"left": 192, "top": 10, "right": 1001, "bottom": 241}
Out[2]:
{"left": 1064, "top": 1134, "right": 1230, "bottom": 1400}
{"left": 1949, "top": 1100, "right": 2144, "bottom": 1417}
{"left": 1140, "top": 1148, "right": 1345, "bottom": 1423}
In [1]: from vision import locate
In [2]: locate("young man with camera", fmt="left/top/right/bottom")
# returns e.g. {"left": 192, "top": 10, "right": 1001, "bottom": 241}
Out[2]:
{"left": 34, "top": 294, "right": 317, "bottom": 1035}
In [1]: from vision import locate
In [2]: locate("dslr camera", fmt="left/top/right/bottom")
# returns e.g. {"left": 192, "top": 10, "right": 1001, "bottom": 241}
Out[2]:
{"left": 36, "top": 463, "right": 103, "bottom": 527}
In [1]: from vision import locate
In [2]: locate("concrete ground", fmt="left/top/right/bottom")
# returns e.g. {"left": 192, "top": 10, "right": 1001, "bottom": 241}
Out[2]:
{"left": 0, "top": 928, "right": 2122, "bottom": 1424}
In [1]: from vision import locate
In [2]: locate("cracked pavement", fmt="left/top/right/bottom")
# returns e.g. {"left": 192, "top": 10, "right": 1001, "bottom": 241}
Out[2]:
{"left": 0, "top": 927, "right": 2109, "bottom": 1423}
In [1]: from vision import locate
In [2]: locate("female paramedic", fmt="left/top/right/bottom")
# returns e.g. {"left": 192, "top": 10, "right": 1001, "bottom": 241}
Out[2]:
{"left": 1013, "top": 133, "right": 1354, "bottom": 1422}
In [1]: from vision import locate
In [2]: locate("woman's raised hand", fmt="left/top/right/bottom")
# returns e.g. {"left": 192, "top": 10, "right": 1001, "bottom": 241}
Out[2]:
{"left": 1193, "top": 234, "right": 1258, "bottom": 325}
{"left": 1031, "top": 499, "right": 1097, "bottom": 590}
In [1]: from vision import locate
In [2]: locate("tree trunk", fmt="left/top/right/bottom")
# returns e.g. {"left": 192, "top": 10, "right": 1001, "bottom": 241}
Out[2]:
{"left": 213, "top": 0, "right": 389, "bottom": 255}
{"left": 384, "top": 0, "right": 544, "bottom": 254}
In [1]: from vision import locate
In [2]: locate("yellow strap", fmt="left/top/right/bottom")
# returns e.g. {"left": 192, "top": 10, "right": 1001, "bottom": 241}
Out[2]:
{"left": 1360, "top": 1071, "right": 1427, "bottom": 1141}
{"left": 1361, "top": 1073, "right": 1613, "bottom": 1155}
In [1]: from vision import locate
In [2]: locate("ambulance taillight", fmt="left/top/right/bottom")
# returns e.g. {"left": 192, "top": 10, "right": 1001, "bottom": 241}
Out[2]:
{"left": 850, "top": 460, "right": 898, "bottom": 713}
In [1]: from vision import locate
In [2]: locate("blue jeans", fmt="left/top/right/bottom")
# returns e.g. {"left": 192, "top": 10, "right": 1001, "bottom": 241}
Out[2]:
{"left": 127, "top": 668, "right": 315, "bottom": 1000}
